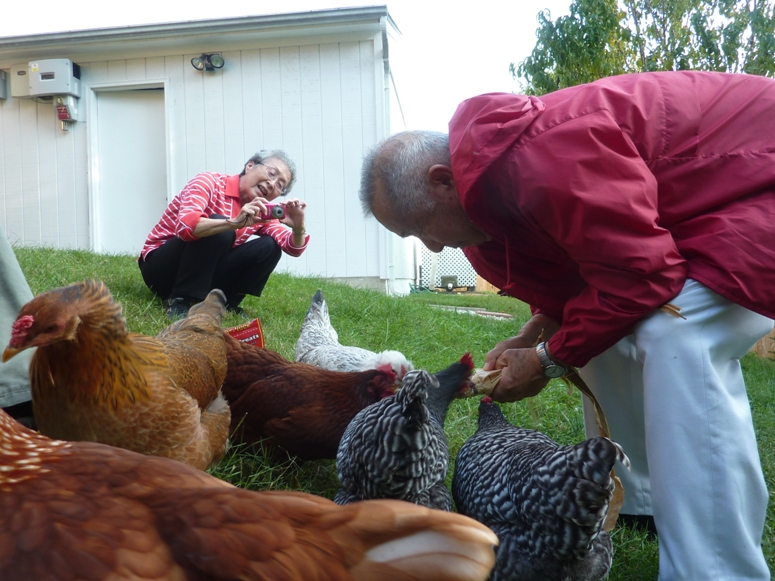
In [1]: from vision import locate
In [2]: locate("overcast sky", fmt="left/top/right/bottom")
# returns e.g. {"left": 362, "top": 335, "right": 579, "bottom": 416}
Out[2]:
{"left": 1, "top": 1, "right": 571, "bottom": 132}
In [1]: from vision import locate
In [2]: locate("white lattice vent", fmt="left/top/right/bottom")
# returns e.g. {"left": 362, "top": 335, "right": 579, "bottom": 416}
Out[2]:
{"left": 420, "top": 246, "right": 478, "bottom": 288}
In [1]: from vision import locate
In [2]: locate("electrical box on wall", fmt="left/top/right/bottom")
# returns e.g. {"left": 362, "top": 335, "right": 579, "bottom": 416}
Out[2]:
{"left": 10, "top": 63, "right": 30, "bottom": 97}
{"left": 0, "top": 70, "right": 7, "bottom": 100}
{"left": 28, "top": 59, "right": 81, "bottom": 97}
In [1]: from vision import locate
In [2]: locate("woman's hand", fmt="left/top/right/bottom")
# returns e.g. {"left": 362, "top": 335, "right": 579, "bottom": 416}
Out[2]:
{"left": 230, "top": 198, "right": 273, "bottom": 227}
{"left": 280, "top": 198, "right": 307, "bottom": 232}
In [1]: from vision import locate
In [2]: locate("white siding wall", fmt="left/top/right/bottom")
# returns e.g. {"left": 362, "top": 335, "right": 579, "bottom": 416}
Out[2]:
{"left": 0, "top": 36, "right": 395, "bottom": 284}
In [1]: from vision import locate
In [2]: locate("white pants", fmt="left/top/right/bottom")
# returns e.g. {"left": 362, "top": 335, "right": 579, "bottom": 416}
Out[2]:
{"left": 579, "top": 279, "right": 773, "bottom": 581}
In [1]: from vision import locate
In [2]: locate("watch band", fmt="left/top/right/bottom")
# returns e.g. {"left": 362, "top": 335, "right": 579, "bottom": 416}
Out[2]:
{"left": 536, "top": 342, "right": 567, "bottom": 378}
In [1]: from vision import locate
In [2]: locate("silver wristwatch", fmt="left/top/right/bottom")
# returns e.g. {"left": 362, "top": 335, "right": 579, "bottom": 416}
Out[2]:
{"left": 536, "top": 342, "right": 567, "bottom": 378}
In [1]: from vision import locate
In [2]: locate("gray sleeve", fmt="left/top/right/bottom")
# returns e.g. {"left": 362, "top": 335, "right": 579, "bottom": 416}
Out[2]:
{"left": 0, "top": 228, "right": 33, "bottom": 407}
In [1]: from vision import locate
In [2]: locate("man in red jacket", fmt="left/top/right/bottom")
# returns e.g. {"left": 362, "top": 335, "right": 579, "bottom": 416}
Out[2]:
{"left": 360, "top": 71, "right": 775, "bottom": 580}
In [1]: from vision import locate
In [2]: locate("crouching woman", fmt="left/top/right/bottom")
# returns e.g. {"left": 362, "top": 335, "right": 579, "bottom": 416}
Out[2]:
{"left": 138, "top": 150, "right": 309, "bottom": 319}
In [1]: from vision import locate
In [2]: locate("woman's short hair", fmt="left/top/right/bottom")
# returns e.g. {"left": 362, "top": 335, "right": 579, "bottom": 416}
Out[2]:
{"left": 242, "top": 150, "right": 297, "bottom": 195}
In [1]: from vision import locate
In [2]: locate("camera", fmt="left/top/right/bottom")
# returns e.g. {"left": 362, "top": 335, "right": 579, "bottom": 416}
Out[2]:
{"left": 259, "top": 203, "right": 285, "bottom": 220}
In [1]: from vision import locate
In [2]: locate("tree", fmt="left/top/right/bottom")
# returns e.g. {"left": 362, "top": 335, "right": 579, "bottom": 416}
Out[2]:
{"left": 513, "top": 0, "right": 633, "bottom": 94}
{"left": 515, "top": 0, "right": 775, "bottom": 95}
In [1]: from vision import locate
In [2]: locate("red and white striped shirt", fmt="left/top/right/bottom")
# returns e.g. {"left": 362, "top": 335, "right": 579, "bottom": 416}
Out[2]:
{"left": 139, "top": 172, "right": 309, "bottom": 260}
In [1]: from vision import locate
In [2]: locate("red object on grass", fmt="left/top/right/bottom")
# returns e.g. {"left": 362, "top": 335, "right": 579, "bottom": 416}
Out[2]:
{"left": 225, "top": 318, "right": 264, "bottom": 348}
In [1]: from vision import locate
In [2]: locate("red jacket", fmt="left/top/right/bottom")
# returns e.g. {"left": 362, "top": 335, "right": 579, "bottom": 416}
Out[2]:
{"left": 452, "top": 72, "right": 775, "bottom": 366}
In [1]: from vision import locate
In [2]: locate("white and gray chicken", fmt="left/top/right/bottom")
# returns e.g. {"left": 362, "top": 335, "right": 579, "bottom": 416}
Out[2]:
{"left": 334, "top": 354, "right": 474, "bottom": 510}
{"left": 452, "top": 397, "right": 630, "bottom": 581}
{"left": 295, "top": 289, "right": 413, "bottom": 380}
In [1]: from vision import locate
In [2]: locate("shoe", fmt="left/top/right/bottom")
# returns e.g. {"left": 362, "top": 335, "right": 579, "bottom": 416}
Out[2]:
{"left": 164, "top": 297, "right": 191, "bottom": 320}
{"left": 617, "top": 514, "right": 658, "bottom": 539}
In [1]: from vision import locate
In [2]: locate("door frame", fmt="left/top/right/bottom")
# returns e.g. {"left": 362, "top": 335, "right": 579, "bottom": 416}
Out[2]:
{"left": 85, "top": 79, "right": 171, "bottom": 253}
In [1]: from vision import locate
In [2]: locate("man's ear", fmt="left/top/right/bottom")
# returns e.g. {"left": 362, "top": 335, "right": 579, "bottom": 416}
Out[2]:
{"left": 428, "top": 165, "right": 455, "bottom": 201}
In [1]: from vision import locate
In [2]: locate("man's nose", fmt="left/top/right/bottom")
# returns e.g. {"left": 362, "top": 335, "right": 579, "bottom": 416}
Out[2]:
{"left": 421, "top": 238, "right": 444, "bottom": 253}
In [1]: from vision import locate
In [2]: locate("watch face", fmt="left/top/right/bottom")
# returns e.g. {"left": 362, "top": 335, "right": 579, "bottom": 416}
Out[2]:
{"left": 544, "top": 365, "right": 566, "bottom": 378}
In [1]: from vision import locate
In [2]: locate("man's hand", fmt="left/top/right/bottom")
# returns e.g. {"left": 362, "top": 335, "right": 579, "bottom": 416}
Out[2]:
{"left": 483, "top": 313, "right": 561, "bottom": 402}
{"left": 487, "top": 347, "right": 549, "bottom": 402}
{"left": 483, "top": 336, "right": 535, "bottom": 370}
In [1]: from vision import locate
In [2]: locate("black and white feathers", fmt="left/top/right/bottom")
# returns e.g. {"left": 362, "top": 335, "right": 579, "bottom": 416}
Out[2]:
{"left": 452, "top": 397, "right": 629, "bottom": 581}
{"left": 335, "top": 354, "right": 474, "bottom": 510}
{"left": 295, "top": 290, "right": 413, "bottom": 380}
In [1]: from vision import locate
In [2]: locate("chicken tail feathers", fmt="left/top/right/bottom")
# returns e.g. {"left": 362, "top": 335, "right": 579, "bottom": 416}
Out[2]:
{"left": 396, "top": 370, "right": 433, "bottom": 417}
{"left": 305, "top": 289, "right": 329, "bottom": 322}
{"left": 188, "top": 289, "right": 228, "bottom": 322}
{"left": 337, "top": 499, "right": 498, "bottom": 581}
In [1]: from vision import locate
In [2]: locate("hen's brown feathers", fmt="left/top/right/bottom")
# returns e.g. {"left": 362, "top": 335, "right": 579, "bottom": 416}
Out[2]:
{"left": 0, "top": 409, "right": 497, "bottom": 581}
{"left": 2, "top": 280, "right": 230, "bottom": 470}
{"left": 222, "top": 334, "right": 398, "bottom": 460}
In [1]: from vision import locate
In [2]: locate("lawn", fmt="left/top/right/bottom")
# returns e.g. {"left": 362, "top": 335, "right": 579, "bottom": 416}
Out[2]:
{"left": 12, "top": 247, "right": 775, "bottom": 580}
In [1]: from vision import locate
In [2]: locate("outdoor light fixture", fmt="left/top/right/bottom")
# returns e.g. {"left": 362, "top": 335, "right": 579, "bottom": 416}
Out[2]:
{"left": 191, "top": 54, "right": 225, "bottom": 71}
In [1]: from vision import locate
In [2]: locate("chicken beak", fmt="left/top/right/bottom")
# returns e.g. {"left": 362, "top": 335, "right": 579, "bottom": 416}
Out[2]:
{"left": 2, "top": 346, "right": 21, "bottom": 363}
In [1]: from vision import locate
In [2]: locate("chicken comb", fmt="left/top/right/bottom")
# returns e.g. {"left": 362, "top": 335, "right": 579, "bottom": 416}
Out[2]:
{"left": 375, "top": 363, "right": 398, "bottom": 380}
{"left": 459, "top": 352, "right": 474, "bottom": 370}
{"left": 9, "top": 315, "right": 34, "bottom": 346}
{"left": 481, "top": 395, "right": 494, "bottom": 404}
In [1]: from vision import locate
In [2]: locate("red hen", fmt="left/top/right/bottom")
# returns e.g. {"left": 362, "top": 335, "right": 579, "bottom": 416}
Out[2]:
{"left": 0, "top": 406, "right": 498, "bottom": 581}
{"left": 222, "top": 332, "right": 398, "bottom": 460}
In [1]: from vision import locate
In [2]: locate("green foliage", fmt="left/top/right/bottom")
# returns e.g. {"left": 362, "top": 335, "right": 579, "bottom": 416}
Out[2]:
{"left": 515, "top": 0, "right": 632, "bottom": 94}
{"left": 516, "top": 0, "right": 775, "bottom": 95}
{"left": 10, "top": 247, "right": 775, "bottom": 576}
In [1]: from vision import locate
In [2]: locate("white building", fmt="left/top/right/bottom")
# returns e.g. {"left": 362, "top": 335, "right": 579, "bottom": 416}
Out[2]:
{"left": 0, "top": 6, "right": 417, "bottom": 295}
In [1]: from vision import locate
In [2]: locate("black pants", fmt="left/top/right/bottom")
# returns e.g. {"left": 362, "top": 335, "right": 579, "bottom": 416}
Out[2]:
{"left": 138, "top": 217, "right": 282, "bottom": 307}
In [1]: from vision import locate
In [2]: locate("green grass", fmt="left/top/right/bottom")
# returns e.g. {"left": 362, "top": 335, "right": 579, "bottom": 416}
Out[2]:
{"left": 12, "top": 247, "right": 775, "bottom": 579}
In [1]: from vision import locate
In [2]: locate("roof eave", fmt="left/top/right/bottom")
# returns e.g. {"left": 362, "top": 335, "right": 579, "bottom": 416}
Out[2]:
{"left": 0, "top": 5, "right": 395, "bottom": 63}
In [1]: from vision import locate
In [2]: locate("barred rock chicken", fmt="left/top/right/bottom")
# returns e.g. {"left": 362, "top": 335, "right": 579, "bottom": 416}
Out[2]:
{"left": 2, "top": 280, "right": 230, "bottom": 470}
{"left": 222, "top": 332, "right": 398, "bottom": 460}
{"left": 0, "top": 406, "right": 499, "bottom": 581}
{"left": 295, "top": 289, "right": 413, "bottom": 380}
{"left": 452, "top": 397, "right": 629, "bottom": 581}
{"left": 335, "top": 354, "right": 474, "bottom": 510}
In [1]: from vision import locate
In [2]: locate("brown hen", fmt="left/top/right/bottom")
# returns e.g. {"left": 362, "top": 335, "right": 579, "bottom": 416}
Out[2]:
{"left": 0, "top": 407, "right": 498, "bottom": 581}
{"left": 2, "top": 279, "right": 230, "bottom": 470}
{"left": 222, "top": 333, "right": 397, "bottom": 460}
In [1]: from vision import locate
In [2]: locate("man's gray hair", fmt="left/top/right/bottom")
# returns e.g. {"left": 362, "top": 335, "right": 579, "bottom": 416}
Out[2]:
{"left": 242, "top": 150, "right": 297, "bottom": 195}
{"left": 359, "top": 131, "right": 450, "bottom": 217}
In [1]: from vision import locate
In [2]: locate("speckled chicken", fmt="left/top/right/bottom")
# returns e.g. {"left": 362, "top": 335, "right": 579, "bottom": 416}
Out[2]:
{"left": 0, "top": 406, "right": 499, "bottom": 581}
{"left": 452, "top": 397, "right": 629, "bottom": 581}
{"left": 295, "top": 289, "right": 413, "bottom": 380}
{"left": 222, "top": 333, "right": 398, "bottom": 460}
{"left": 335, "top": 354, "right": 474, "bottom": 510}
{"left": 2, "top": 280, "right": 230, "bottom": 470}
